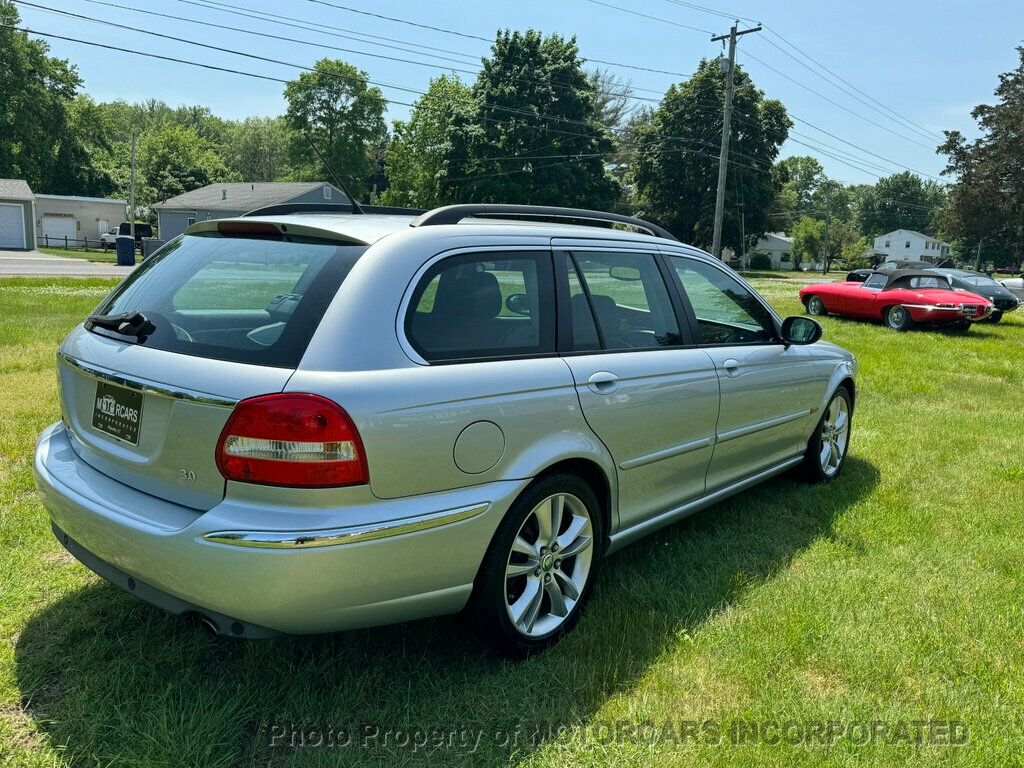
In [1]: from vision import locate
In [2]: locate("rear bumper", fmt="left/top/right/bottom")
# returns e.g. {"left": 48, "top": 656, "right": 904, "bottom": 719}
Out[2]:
{"left": 34, "top": 422, "right": 528, "bottom": 634}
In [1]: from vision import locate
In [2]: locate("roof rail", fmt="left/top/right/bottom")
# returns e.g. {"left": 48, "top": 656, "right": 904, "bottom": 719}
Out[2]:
{"left": 409, "top": 204, "right": 679, "bottom": 241}
{"left": 243, "top": 203, "right": 426, "bottom": 218}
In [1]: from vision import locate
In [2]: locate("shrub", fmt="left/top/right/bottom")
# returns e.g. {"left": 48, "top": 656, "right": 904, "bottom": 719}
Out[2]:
{"left": 749, "top": 253, "right": 773, "bottom": 270}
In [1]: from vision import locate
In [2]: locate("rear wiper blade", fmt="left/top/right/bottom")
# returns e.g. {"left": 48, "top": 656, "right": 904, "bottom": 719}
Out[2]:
{"left": 85, "top": 310, "right": 155, "bottom": 338}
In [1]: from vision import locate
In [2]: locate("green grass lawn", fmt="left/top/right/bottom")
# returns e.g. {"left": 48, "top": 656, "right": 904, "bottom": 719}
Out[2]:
{"left": 1, "top": 278, "right": 1023, "bottom": 766}
{"left": 36, "top": 246, "right": 118, "bottom": 264}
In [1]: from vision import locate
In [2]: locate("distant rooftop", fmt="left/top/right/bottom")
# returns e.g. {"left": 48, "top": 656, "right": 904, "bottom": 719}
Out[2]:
{"left": 154, "top": 182, "right": 347, "bottom": 212}
{"left": 0, "top": 179, "right": 34, "bottom": 200}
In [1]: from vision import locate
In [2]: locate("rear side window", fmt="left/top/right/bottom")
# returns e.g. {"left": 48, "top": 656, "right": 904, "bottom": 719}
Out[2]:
{"left": 91, "top": 233, "right": 365, "bottom": 367}
{"left": 406, "top": 251, "right": 555, "bottom": 362}
{"left": 568, "top": 251, "right": 682, "bottom": 350}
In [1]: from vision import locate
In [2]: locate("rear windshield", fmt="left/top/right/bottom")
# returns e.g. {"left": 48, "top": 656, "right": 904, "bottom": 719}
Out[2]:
{"left": 91, "top": 232, "right": 365, "bottom": 367}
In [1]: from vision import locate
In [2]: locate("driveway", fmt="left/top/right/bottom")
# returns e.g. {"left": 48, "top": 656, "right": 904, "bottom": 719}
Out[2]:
{"left": 0, "top": 249, "right": 135, "bottom": 278}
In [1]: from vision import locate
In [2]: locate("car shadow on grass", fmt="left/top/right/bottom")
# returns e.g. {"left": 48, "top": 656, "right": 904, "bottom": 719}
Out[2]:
{"left": 15, "top": 456, "right": 879, "bottom": 768}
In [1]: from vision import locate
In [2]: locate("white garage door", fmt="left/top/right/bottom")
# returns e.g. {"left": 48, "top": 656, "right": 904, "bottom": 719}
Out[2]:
{"left": 41, "top": 215, "right": 77, "bottom": 245}
{"left": 0, "top": 203, "right": 26, "bottom": 249}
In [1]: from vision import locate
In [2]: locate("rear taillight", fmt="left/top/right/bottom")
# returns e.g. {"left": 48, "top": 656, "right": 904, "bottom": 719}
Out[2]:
{"left": 216, "top": 394, "right": 368, "bottom": 488}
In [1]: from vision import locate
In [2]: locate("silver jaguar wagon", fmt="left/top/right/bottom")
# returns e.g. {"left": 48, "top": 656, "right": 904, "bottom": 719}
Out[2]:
{"left": 35, "top": 204, "right": 857, "bottom": 657}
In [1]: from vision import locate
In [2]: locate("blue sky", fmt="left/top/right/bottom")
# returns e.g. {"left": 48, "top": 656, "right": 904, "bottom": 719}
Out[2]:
{"left": 14, "top": 0, "right": 1024, "bottom": 185}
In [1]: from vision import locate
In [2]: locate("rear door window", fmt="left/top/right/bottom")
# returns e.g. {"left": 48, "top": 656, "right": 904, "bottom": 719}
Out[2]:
{"left": 567, "top": 251, "right": 682, "bottom": 350}
{"left": 91, "top": 232, "right": 365, "bottom": 367}
{"left": 406, "top": 251, "right": 555, "bottom": 362}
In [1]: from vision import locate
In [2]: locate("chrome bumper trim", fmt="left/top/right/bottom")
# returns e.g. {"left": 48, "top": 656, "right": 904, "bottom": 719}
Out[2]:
{"left": 58, "top": 351, "right": 238, "bottom": 407}
{"left": 203, "top": 502, "right": 491, "bottom": 549}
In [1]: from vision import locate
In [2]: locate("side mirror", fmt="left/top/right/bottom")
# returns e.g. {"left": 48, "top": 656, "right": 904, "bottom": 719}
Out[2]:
{"left": 504, "top": 292, "right": 531, "bottom": 316}
{"left": 781, "top": 316, "right": 822, "bottom": 345}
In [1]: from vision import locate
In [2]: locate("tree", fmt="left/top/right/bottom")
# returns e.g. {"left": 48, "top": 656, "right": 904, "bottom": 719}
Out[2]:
{"left": 452, "top": 30, "right": 620, "bottom": 209}
{"left": 856, "top": 171, "right": 946, "bottom": 237}
{"left": 138, "top": 124, "right": 234, "bottom": 208}
{"left": 284, "top": 59, "right": 387, "bottom": 199}
{"left": 940, "top": 47, "right": 1024, "bottom": 269}
{"left": 378, "top": 75, "right": 475, "bottom": 209}
{"left": 771, "top": 155, "right": 825, "bottom": 228}
{"left": 224, "top": 117, "right": 292, "bottom": 182}
{"left": 0, "top": 1, "right": 109, "bottom": 193}
{"left": 791, "top": 216, "right": 825, "bottom": 270}
{"left": 629, "top": 59, "right": 791, "bottom": 249}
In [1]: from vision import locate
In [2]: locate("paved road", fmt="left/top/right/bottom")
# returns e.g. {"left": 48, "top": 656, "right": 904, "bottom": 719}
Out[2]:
{"left": 0, "top": 249, "right": 135, "bottom": 278}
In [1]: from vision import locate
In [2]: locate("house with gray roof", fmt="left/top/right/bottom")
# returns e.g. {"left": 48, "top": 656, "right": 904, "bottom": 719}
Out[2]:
{"left": 153, "top": 181, "right": 351, "bottom": 240}
{"left": 0, "top": 179, "right": 36, "bottom": 250}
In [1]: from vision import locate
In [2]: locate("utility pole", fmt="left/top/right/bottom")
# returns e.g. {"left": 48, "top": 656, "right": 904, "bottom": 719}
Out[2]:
{"left": 822, "top": 183, "right": 831, "bottom": 275}
{"left": 710, "top": 21, "right": 761, "bottom": 260}
{"left": 129, "top": 133, "right": 137, "bottom": 239}
{"left": 737, "top": 202, "right": 747, "bottom": 270}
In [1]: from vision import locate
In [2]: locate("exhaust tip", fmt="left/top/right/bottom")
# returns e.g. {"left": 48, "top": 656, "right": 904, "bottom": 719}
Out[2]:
{"left": 197, "top": 616, "right": 220, "bottom": 636}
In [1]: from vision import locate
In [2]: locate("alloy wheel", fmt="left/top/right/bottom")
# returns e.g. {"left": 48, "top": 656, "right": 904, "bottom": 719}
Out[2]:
{"left": 504, "top": 493, "right": 594, "bottom": 638}
{"left": 819, "top": 395, "right": 850, "bottom": 476}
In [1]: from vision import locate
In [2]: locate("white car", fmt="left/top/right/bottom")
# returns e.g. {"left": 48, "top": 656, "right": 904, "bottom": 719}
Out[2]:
{"left": 1001, "top": 276, "right": 1024, "bottom": 301}
{"left": 98, "top": 228, "right": 119, "bottom": 249}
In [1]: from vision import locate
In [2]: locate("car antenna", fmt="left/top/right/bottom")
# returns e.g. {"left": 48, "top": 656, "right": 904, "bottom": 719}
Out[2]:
{"left": 300, "top": 130, "right": 365, "bottom": 215}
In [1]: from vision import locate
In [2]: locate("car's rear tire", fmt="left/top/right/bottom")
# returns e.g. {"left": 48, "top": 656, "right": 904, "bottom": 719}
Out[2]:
{"left": 985, "top": 311, "right": 1003, "bottom": 324}
{"left": 468, "top": 473, "right": 603, "bottom": 659}
{"left": 798, "top": 386, "right": 852, "bottom": 483}
{"left": 884, "top": 305, "right": 914, "bottom": 331}
{"left": 806, "top": 295, "right": 828, "bottom": 316}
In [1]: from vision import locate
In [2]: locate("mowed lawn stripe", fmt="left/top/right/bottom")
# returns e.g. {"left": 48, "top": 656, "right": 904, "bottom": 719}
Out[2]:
{"left": 1, "top": 277, "right": 1021, "bottom": 767}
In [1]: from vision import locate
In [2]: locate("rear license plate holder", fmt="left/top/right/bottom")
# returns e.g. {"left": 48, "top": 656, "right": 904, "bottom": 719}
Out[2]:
{"left": 92, "top": 381, "right": 144, "bottom": 445}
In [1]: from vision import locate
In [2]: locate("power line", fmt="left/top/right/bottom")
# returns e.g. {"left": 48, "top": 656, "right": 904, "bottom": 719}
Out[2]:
{"left": 179, "top": 0, "right": 480, "bottom": 62}
{"left": 60, "top": 0, "right": 942, "bottom": 183}
{"left": 739, "top": 48, "right": 935, "bottom": 150}
{"left": 761, "top": 26, "right": 945, "bottom": 143}
{"left": 304, "top": 0, "right": 692, "bottom": 77}
{"left": 583, "top": 0, "right": 714, "bottom": 34}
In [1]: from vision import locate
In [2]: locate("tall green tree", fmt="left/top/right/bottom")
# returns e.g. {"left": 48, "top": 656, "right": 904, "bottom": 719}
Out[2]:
{"left": 284, "top": 59, "right": 387, "bottom": 199}
{"left": 138, "top": 124, "right": 235, "bottom": 208}
{"left": 940, "top": 47, "right": 1024, "bottom": 268}
{"left": 378, "top": 75, "right": 475, "bottom": 209}
{"left": 452, "top": 30, "right": 620, "bottom": 209}
{"left": 224, "top": 117, "right": 293, "bottom": 182}
{"left": 856, "top": 171, "right": 946, "bottom": 237}
{"left": 790, "top": 216, "right": 825, "bottom": 270}
{"left": 0, "top": 1, "right": 110, "bottom": 194}
{"left": 630, "top": 59, "right": 791, "bottom": 249}
{"left": 771, "top": 155, "right": 825, "bottom": 227}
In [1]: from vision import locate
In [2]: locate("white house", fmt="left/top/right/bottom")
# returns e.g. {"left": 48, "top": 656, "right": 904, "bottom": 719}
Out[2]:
{"left": 874, "top": 229, "right": 952, "bottom": 264}
{"left": 749, "top": 232, "right": 796, "bottom": 270}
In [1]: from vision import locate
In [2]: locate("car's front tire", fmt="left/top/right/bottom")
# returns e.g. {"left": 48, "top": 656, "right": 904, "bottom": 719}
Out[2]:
{"left": 885, "top": 305, "right": 914, "bottom": 331}
{"left": 468, "top": 473, "right": 603, "bottom": 658}
{"left": 798, "top": 386, "right": 852, "bottom": 483}
{"left": 985, "top": 311, "right": 1003, "bottom": 324}
{"left": 805, "top": 295, "right": 828, "bottom": 316}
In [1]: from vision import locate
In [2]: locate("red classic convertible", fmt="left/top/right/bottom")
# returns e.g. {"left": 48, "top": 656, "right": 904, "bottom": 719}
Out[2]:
{"left": 799, "top": 270, "right": 993, "bottom": 331}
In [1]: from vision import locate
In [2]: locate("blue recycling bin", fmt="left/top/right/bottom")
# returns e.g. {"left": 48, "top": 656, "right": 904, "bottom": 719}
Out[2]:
{"left": 115, "top": 235, "right": 136, "bottom": 266}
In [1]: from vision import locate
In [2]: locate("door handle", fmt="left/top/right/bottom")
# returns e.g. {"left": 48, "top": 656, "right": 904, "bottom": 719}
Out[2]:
{"left": 721, "top": 358, "right": 741, "bottom": 378}
{"left": 587, "top": 371, "right": 620, "bottom": 394}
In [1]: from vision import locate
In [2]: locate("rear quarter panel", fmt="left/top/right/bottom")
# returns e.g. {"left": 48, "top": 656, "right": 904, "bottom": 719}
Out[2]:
{"left": 287, "top": 359, "right": 616, "bottom": 505}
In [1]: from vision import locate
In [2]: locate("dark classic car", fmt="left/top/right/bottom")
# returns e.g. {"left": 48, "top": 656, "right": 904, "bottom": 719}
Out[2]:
{"left": 925, "top": 268, "right": 1020, "bottom": 322}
